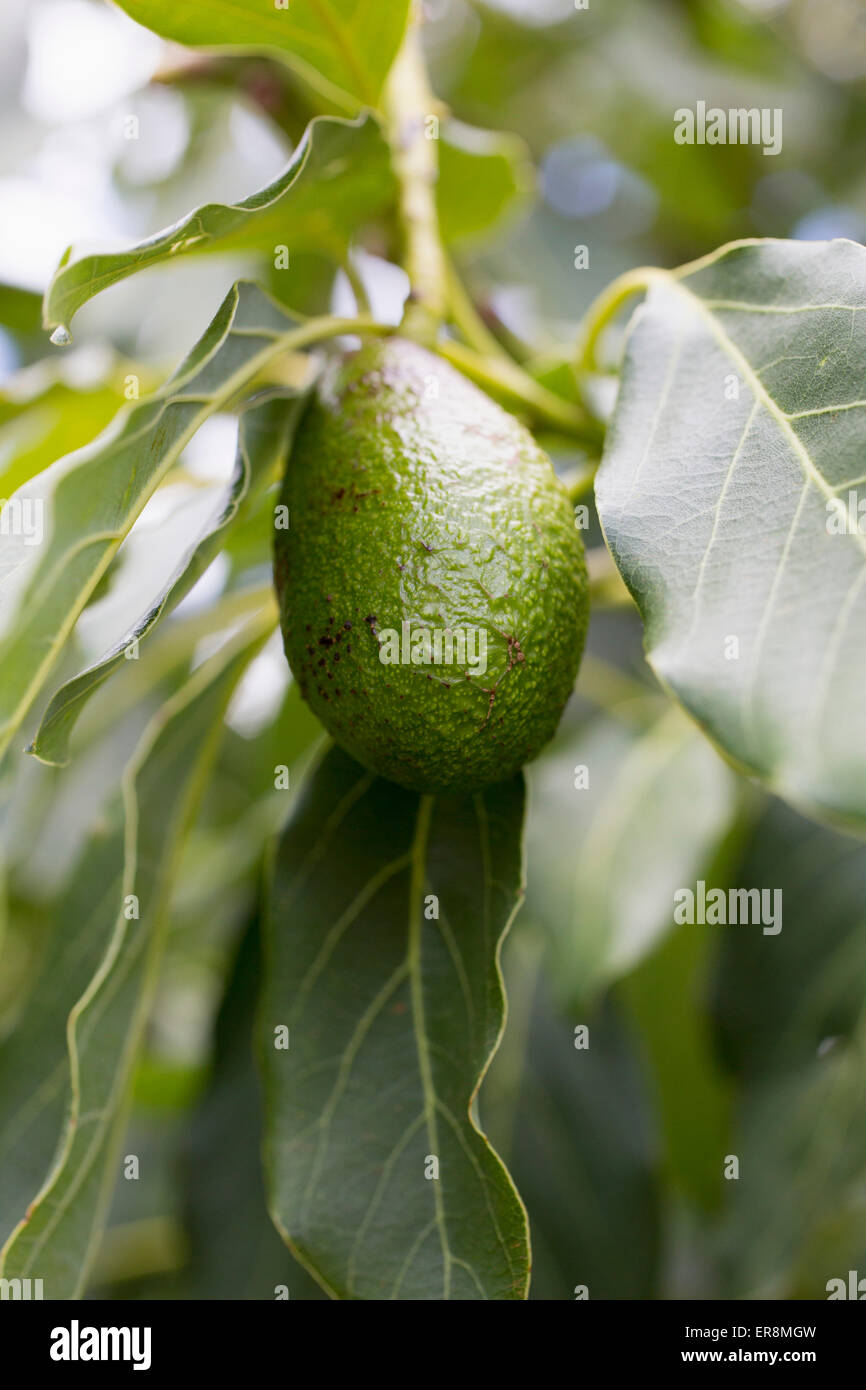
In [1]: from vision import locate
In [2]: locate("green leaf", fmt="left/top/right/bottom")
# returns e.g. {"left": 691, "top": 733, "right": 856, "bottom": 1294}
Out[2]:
{"left": 707, "top": 800, "right": 866, "bottom": 1293}
{"left": 30, "top": 391, "right": 307, "bottom": 766}
{"left": 712, "top": 800, "right": 866, "bottom": 1079}
{"left": 717, "top": 1014, "right": 866, "bottom": 1298}
{"left": 179, "top": 915, "right": 326, "bottom": 1299}
{"left": 260, "top": 745, "right": 529, "bottom": 1300}
{"left": 620, "top": 918, "right": 733, "bottom": 1214}
{"left": 490, "top": 968, "right": 661, "bottom": 1300}
{"left": 0, "top": 828, "right": 123, "bottom": 1249}
{"left": 0, "top": 282, "right": 367, "bottom": 764}
{"left": 0, "top": 621, "right": 268, "bottom": 1295}
{"left": 437, "top": 121, "right": 532, "bottom": 246}
{"left": 113, "top": 0, "right": 411, "bottom": 112}
{"left": 527, "top": 705, "right": 738, "bottom": 1000}
{"left": 0, "top": 283, "right": 43, "bottom": 339}
{"left": 596, "top": 237, "right": 866, "bottom": 834}
{"left": 43, "top": 114, "right": 393, "bottom": 333}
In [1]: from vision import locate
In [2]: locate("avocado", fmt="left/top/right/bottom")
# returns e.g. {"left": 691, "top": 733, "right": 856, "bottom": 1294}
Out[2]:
{"left": 274, "top": 336, "right": 588, "bottom": 794}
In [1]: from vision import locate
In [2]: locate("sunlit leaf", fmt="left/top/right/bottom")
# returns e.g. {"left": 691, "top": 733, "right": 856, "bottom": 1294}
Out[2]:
{"left": 43, "top": 114, "right": 393, "bottom": 333}
{"left": 113, "top": 0, "right": 411, "bottom": 112}
{"left": 437, "top": 121, "right": 532, "bottom": 246}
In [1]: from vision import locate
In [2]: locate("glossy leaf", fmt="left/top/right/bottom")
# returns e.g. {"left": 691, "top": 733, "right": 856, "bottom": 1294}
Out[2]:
{"left": 0, "top": 379, "right": 128, "bottom": 497}
{"left": 0, "top": 622, "right": 268, "bottom": 1295}
{"left": 260, "top": 745, "right": 529, "bottom": 1300}
{"left": 113, "top": 0, "right": 411, "bottom": 112}
{"left": 596, "top": 237, "right": 866, "bottom": 833}
{"left": 31, "top": 392, "right": 307, "bottom": 766}
{"left": 43, "top": 114, "right": 393, "bottom": 333}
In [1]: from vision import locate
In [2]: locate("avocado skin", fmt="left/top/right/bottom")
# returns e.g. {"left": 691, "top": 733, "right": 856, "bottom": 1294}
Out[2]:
{"left": 274, "top": 336, "right": 588, "bottom": 794}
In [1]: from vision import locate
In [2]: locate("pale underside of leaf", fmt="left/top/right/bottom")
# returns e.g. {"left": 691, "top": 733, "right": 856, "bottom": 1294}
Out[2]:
{"left": 596, "top": 237, "right": 866, "bottom": 833}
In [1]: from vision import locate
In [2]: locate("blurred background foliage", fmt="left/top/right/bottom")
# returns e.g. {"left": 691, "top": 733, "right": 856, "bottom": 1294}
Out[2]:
{"left": 1, "top": 0, "right": 865, "bottom": 1299}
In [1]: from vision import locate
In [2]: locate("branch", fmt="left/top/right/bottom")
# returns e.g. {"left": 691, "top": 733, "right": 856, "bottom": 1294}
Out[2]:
{"left": 385, "top": 23, "right": 447, "bottom": 344}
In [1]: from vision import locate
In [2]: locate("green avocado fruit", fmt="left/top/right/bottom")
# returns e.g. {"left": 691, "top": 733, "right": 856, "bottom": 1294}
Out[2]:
{"left": 274, "top": 336, "right": 588, "bottom": 794}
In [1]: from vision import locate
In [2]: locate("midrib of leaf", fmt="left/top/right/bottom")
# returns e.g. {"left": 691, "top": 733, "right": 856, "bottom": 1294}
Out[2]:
{"left": 666, "top": 272, "right": 866, "bottom": 562}
{"left": 307, "top": 0, "right": 376, "bottom": 107}
{"left": 158, "top": 0, "right": 376, "bottom": 109}
{"left": 660, "top": 272, "right": 866, "bottom": 763}
{"left": 406, "top": 793, "right": 452, "bottom": 1299}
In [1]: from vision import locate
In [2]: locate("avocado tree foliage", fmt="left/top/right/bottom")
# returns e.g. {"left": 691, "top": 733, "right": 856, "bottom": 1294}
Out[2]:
{"left": 0, "top": 1, "right": 864, "bottom": 1301}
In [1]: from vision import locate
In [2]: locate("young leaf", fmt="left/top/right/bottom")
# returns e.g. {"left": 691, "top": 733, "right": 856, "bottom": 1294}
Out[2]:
{"left": 43, "top": 114, "right": 394, "bottom": 333}
{"left": 112, "top": 0, "right": 411, "bottom": 112}
{"left": 30, "top": 391, "right": 307, "bottom": 766}
{"left": 260, "top": 745, "right": 529, "bottom": 1300}
{"left": 0, "top": 282, "right": 368, "bottom": 763}
{"left": 596, "top": 238, "right": 866, "bottom": 834}
{"left": 0, "top": 378, "right": 129, "bottom": 498}
{"left": 437, "top": 121, "right": 533, "bottom": 246}
{"left": 0, "top": 620, "right": 268, "bottom": 1297}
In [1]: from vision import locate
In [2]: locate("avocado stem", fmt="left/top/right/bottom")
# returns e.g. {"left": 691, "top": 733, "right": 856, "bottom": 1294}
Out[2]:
{"left": 575, "top": 266, "right": 661, "bottom": 373}
{"left": 437, "top": 339, "right": 604, "bottom": 445}
{"left": 443, "top": 255, "right": 513, "bottom": 362}
{"left": 342, "top": 254, "right": 372, "bottom": 316}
